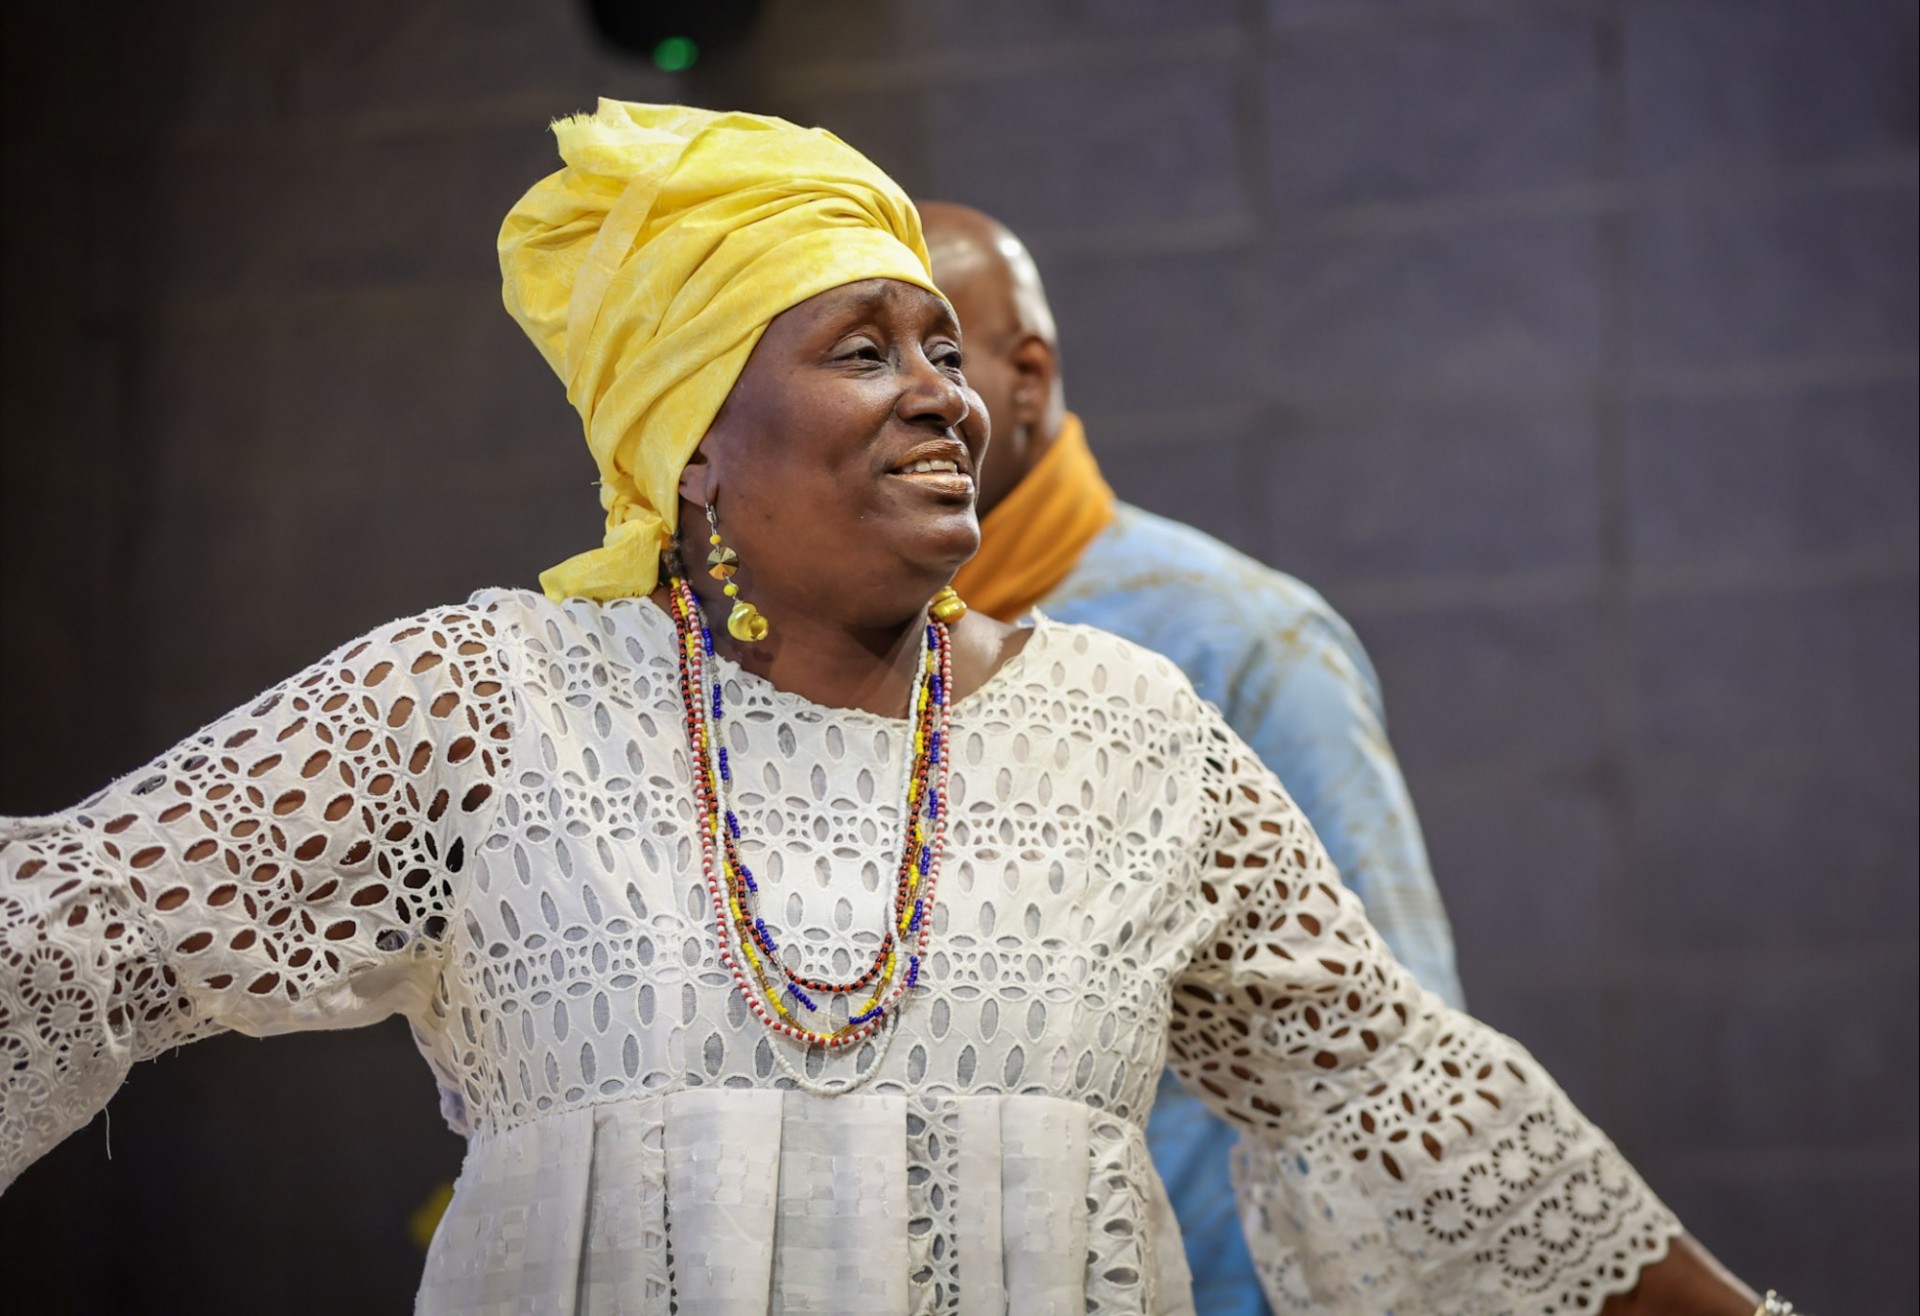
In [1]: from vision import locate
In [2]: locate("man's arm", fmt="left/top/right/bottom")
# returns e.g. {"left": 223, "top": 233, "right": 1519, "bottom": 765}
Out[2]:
{"left": 1220, "top": 596, "right": 1465, "bottom": 1008}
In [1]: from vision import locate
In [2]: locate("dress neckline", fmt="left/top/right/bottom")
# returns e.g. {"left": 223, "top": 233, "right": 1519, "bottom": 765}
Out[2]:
{"left": 617, "top": 594, "right": 1048, "bottom": 726}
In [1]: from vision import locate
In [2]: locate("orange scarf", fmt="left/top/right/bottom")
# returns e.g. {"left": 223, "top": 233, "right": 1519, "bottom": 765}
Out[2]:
{"left": 951, "top": 413, "right": 1116, "bottom": 621}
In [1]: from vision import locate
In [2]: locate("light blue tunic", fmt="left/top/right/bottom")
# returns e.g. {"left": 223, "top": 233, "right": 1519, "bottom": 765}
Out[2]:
{"left": 1041, "top": 502, "right": 1466, "bottom": 1315}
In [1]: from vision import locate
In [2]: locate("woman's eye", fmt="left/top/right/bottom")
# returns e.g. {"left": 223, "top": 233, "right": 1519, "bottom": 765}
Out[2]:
{"left": 935, "top": 348, "right": 964, "bottom": 370}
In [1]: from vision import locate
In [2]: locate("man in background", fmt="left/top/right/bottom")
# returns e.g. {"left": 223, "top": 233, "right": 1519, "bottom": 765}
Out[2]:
{"left": 923, "top": 202, "right": 1466, "bottom": 1314}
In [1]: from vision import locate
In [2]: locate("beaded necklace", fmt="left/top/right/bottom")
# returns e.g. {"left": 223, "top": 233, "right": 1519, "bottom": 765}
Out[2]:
{"left": 667, "top": 575, "right": 953, "bottom": 1060}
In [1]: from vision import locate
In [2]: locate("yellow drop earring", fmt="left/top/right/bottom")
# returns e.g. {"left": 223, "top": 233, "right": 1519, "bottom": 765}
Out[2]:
{"left": 930, "top": 586, "right": 968, "bottom": 624}
{"left": 705, "top": 502, "right": 769, "bottom": 643}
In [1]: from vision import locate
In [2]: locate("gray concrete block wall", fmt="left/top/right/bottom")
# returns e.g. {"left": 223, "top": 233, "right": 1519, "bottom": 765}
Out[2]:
{"left": 1, "top": 0, "right": 1912, "bottom": 1309}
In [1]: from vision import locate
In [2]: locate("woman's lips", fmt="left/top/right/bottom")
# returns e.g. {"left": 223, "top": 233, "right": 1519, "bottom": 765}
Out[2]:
{"left": 889, "top": 468, "right": 975, "bottom": 497}
{"left": 888, "top": 456, "right": 974, "bottom": 498}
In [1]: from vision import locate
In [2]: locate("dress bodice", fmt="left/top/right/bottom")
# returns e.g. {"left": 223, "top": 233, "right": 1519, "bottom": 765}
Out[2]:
{"left": 1, "top": 590, "right": 1680, "bottom": 1314}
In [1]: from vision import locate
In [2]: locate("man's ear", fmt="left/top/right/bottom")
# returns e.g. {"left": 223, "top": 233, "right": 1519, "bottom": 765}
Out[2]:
{"left": 678, "top": 445, "right": 713, "bottom": 507}
{"left": 1008, "top": 334, "right": 1058, "bottom": 430}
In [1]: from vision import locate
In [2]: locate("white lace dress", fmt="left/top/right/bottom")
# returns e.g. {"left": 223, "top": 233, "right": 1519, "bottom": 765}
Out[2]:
{"left": 1, "top": 589, "right": 1679, "bottom": 1314}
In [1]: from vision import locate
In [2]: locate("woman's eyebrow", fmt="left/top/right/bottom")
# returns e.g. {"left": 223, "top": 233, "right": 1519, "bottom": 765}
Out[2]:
{"left": 813, "top": 286, "right": 957, "bottom": 341}
{"left": 821, "top": 285, "right": 894, "bottom": 327}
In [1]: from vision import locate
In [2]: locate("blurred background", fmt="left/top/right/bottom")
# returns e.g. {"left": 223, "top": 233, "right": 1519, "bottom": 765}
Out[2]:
{"left": 1, "top": 0, "right": 1913, "bottom": 1310}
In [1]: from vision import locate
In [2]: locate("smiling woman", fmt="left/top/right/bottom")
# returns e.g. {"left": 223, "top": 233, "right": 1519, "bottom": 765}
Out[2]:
{"left": 668, "top": 277, "right": 1032, "bottom": 723}
{"left": 0, "top": 101, "right": 1768, "bottom": 1315}
{"left": 680, "top": 284, "right": 976, "bottom": 625}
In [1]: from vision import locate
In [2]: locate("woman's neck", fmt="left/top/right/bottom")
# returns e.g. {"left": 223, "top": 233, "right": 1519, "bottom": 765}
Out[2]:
{"left": 655, "top": 578, "right": 929, "bottom": 717}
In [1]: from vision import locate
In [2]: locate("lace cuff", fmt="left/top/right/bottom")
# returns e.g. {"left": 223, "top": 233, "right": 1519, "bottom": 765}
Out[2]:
{"left": 1, "top": 602, "right": 514, "bottom": 1191}
{"left": 1168, "top": 712, "right": 1681, "bottom": 1312}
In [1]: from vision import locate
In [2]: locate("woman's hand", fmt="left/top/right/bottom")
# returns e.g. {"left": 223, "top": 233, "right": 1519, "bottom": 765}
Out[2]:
{"left": 1601, "top": 1234, "right": 1761, "bottom": 1316}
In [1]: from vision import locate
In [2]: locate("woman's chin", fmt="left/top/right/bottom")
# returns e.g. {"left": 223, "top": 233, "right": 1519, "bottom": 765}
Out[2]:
{"left": 907, "top": 511, "right": 980, "bottom": 576}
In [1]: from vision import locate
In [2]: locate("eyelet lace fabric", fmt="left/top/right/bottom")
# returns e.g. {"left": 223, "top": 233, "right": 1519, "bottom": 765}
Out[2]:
{"left": 1, "top": 589, "right": 1679, "bottom": 1313}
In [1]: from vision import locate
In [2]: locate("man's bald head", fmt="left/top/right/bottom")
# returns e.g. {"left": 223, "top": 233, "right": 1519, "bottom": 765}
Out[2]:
{"left": 923, "top": 202, "right": 1057, "bottom": 348}
{"left": 921, "top": 202, "right": 1065, "bottom": 516}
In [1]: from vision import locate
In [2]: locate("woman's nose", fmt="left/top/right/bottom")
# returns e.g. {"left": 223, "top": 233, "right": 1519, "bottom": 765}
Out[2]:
{"left": 898, "top": 354, "right": 969, "bottom": 430}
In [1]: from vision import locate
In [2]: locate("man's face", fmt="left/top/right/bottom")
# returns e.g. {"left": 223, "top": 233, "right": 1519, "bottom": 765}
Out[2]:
{"left": 930, "top": 260, "right": 1027, "bottom": 518}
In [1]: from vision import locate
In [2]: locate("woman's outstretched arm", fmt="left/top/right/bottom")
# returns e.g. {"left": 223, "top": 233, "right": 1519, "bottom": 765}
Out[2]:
{"left": 1165, "top": 702, "right": 1765, "bottom": 1314}
{"left": 0, "top": 601, "right": 514, "bottom": 1191}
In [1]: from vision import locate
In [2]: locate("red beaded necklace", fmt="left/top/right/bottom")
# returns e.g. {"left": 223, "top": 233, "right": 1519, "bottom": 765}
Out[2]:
{"left": 667, "top": 575, "right": 953, "bottom": 1051}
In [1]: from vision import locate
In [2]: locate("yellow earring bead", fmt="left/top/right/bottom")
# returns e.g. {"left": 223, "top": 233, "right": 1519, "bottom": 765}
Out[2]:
{"left": 930, "top": 586, "right": 968, "bottom": 624}
{"left": 703, "top": 504, "right": 767, "bottom": 642}
{"left": 728, "top": 601, "right": 770, "bottom": 642}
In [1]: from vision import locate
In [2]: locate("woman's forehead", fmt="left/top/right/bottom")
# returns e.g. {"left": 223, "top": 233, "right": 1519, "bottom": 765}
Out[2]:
{"left": 777, "top": 278, "right": 957, "bottom": 337}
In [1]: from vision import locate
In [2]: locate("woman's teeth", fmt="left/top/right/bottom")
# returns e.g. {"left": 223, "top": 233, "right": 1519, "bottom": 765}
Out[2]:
{"left": 898, "top": 459, "right": 961, "bottom": 475}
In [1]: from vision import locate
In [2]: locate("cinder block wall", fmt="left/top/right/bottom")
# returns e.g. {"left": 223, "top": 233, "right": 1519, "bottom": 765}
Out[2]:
{"left": 2, "top": 1, "right": 1913, "bottom": 1310}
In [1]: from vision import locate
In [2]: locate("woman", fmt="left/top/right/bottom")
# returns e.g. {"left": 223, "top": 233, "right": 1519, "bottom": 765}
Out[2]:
{"left": 1, "top": 102, "right": 1784, "bottom": 1314}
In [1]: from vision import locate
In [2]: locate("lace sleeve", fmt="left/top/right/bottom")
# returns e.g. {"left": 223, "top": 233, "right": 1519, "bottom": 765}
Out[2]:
{"left": 1167, "top": 711, "right": 1681, "bottom": 1314}
{"left": 0, "top": 602, "right": 514, "bottom": 1192}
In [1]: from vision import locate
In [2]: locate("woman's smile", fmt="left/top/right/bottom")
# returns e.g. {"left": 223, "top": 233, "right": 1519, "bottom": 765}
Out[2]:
{"left": 886, "top": 436, "right": 976, "bottom": 500}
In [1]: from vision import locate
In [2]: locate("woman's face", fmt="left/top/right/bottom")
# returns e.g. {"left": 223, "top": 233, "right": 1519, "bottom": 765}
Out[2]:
{"left": 680, "top": 277, "right": 989, "bottom": 628}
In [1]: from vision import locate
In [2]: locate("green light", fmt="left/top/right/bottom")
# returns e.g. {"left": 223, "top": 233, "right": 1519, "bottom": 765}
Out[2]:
{"left": 652, "top": 36, "right": 699, "bottom": 72}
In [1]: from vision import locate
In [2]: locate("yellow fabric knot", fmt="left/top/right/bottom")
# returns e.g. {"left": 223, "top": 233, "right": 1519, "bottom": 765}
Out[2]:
{"left": 498, "top": 100, "right": 942, "bottom": 600}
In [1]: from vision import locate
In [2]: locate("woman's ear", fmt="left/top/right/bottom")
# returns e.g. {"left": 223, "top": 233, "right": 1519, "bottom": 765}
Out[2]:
{"left": 678, "top": 445, "right": 713, "bottom": 507}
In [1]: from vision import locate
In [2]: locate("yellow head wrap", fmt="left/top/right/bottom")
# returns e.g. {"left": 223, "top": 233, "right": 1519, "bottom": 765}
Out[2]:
{"left": 499, "top": 100, "right": 942, "bottom": 600}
